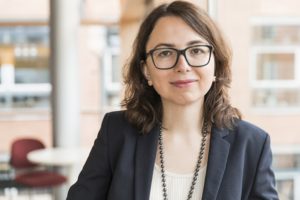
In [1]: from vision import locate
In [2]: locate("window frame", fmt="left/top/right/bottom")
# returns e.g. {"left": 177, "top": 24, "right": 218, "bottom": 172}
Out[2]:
{"left": 250, "top": 17, "right": 300, "bottom": 114}
{"left": 101, "top": 46, "right": 121, "bottom": 110}
{"left": 0, "top": 63, "right": 51, "bottom": 110}
{"left": 102, "top": 47, "right": 121, "bottom": 93}
{"left": 272, "top": 145, "right": 300, "bottom": 200}
{"left": 0, "top": 25, "right": 51, "bottom": 112}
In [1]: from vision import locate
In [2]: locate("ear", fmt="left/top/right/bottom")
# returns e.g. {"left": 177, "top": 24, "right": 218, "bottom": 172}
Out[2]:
{"left": 140, "top": 60, "right": 153, "bottom": 85}
{"left": 213, "top": 76, "right": 216, "bottom": 82}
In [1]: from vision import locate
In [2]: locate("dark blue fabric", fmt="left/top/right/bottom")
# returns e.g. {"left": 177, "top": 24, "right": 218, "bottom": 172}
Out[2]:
{"left": 66, "top": 110, "right": 279, "bottom": 200}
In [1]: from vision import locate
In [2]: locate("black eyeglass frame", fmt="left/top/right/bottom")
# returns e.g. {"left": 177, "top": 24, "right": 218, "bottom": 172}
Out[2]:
{"left": 144, "top": 45, "right": 214, "bottom": 70}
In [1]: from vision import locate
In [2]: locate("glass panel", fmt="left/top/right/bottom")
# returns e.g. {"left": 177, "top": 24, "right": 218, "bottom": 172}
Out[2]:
{"left": 0, "top": 26, "right": 50, "bottom": 109}
{"left": 0, "top": 60, "right": 1, "bottom": 84}
{"left": 0, "top": 26, "right": 50, "bottom": 84}
{"left": 0, "top": 26, "right": 49, "bottom": 45}
{"left": 276, "top": 179, "right": 294, "bottom": 200}
{"left": 0, "top": 96, "right": 5, "bottom": 108}
{"left": 108, "top": 34, "right": 120, "bottom": 47}
{"left": 0, "top": 94, "right": 50, "bottom": 108}
{"left": 107, "top": 94, "right": 120, "bottom": 107}
{"left": 112, "top": 55, "right": 120, "bottom": 83}
{"left": 253, "top": 25, "right": 300, "bottom": 45}
{"left": 12, "top": 95, "right": 50, "bottom": 108}
{"left": 252, "top": 89, "right": 300, "bottom": 108}
{"left": 256, "top": 54, "right": 294, "bottom": 80}
{"left": 273, "top": 154, "right": 300, "bottom": 170}
{"left": 107, "top": 26, "right": 120, "bottom": 47}
{"left": 14, "top": 56, "right": 49, "bottom": 84}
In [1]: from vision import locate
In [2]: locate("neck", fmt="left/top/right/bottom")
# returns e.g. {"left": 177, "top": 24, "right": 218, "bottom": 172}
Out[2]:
{"left": 161, "top": 98, "right": 204, "bottom": 137}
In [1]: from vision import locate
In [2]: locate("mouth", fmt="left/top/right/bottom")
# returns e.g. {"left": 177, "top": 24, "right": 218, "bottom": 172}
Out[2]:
{"left": 170, "top": 79, "right": 197, "bottom": 84}
{"left": 170, "top": 79, "right": 197, "bottom": 88}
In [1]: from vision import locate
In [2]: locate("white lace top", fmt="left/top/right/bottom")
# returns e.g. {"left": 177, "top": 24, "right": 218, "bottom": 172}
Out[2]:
{"left": 149, "top": 163, "right": 207, "bottom": 200}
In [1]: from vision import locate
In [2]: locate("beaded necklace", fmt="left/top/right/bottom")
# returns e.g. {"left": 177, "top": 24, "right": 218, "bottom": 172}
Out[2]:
{"left": 158, "top": 120, "right": 207, "bottom": 200}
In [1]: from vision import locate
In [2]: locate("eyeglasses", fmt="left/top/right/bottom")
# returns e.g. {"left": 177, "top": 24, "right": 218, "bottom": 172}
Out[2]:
{"left": 145, "top": 45, "right": 214, "bottom": 70}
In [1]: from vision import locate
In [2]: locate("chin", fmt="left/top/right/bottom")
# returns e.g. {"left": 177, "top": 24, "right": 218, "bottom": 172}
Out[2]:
{"left": 160, "top": 92, "right": 204, "bottom": 105}
{"left": 171, "top": 96, "right": 203, "bottom": 106}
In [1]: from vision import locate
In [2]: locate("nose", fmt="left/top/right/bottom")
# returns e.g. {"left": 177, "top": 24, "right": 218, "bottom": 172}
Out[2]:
{"left": 174, "top": 54, "right": 192, "bottom": 73}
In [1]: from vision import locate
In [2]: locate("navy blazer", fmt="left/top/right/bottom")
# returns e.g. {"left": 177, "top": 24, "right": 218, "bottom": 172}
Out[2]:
{"left": 67, "top": 110, "right": 279, "bottom": 200}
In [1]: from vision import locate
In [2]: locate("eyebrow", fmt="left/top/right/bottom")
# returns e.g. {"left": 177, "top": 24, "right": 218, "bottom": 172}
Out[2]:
{"left": 152, "top": 40, "right": 208, "bottom": 50}
{"left": 187, "top": 40, "right": 207, "bottom": 46}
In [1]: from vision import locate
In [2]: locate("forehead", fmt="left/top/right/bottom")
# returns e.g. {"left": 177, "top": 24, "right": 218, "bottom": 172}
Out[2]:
{"left": 146, "top": 16, "right": 209, "bottom": 51}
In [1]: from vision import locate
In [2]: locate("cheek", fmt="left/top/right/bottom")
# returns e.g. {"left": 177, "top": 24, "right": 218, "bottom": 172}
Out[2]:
{"left": 150, "top": 72, "right": 170, "bottom": 94}
{"left": 207, "top": 61, "right": 215, "bottom": 78}
{"left": 150, "top": 69, "right": 168, "bottom": 85}
{"left": 196, "top": 66, "right": 215, "bottom": 92}
{"left": 197, "top": 66, "right": 214, "bottom": 80}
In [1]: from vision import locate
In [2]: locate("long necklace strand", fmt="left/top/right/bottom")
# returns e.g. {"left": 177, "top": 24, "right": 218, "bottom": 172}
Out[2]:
{"left": 158, "top": 120, "right": 207, "bottom": 200}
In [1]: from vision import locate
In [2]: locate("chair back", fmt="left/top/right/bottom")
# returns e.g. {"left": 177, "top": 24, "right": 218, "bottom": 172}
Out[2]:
{"left": 11, "top": 139, "right": 45, "bottom": 168}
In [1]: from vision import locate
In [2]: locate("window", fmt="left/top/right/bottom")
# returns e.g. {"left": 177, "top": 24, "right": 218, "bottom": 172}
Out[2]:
{"left": 250, "top": 18, "right": 300, "bottom": 112}
{"left": 275, "top": 173, "right": 299, "bottom": 200}
{"left": 0, "top": 26, "right": 50, "bottom": 109}
{"left": 101, "top": 26, "right": 121, "bottom": 109}
{"left": 272, "top": 146, "right": 300, "bottom": 200}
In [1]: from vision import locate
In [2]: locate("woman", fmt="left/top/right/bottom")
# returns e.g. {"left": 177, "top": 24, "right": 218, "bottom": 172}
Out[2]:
{"left": 67, "top": 1, "right": 279, "bottom": 200}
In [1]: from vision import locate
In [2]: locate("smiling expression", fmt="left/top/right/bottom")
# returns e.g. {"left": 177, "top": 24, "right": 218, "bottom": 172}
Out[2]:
{"left": 142, "top": 16, "right": 215, "bottom": 106}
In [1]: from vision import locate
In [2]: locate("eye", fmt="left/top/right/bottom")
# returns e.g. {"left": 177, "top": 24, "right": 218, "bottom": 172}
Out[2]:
{"left": 159, "top": 51, "right": 172, "bottom": 57}
{"left": 191, "top": 48, "right": 203, "bottom": 54}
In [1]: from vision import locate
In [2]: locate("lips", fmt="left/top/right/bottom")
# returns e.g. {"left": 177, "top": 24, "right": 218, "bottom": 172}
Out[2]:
{"left": 170, "top": 79, "right": 197, "bottom": 84}
{"left": 170, "top": 79, "right": 197, "bottom": 88}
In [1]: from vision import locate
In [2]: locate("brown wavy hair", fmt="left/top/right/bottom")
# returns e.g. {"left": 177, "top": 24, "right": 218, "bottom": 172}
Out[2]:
{"left": 121, "top": 0, "right": 242, "bottom": 135}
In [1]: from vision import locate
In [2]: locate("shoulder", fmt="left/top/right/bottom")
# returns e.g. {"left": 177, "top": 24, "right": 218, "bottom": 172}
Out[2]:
{"left": 101, "top": 110, "right": 140, "bottom": 169}
{"left": 224, "top": 119, "right": 270, "bottom": 150}
{"left": 233, "top": 119, "right": 268, "bottom": 139}
{"left": 102, "top": 110, "right": 139, "bottom": 138}
{"left": 104, "top": 110, "right": 127, "bottom": 123}
{"left": 103, "top": 110, "right": 129, "bottom": 127}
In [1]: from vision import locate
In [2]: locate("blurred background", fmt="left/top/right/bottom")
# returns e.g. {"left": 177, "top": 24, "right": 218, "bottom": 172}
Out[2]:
{"left": 0, "top": 0, "right": 299, "bottom": 199}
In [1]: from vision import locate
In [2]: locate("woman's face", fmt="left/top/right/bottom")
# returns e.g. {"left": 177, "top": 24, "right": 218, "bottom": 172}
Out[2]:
{"left": 142, "top": 16, "right": 215, "bottom": 106}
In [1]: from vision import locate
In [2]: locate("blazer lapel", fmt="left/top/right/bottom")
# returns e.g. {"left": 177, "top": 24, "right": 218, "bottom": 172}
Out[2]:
{"left": 202, "top": 126, "right": 231, "bottom": 200}
{"left": 135, "top": 123, "right": 160, "bottom": 200}
{"left": 134, "top": 123, "right": 231, "bottom": 200}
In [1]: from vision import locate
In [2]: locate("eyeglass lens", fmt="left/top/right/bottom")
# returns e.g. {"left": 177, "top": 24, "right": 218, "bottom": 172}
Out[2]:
{"left": 152, "top": 46, "right": 211, "bottom": 69}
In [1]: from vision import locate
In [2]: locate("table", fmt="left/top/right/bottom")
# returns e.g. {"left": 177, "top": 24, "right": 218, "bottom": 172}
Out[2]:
{"left": 27, "top": 147, "right": 90, "bottom": 186}
{"left": 27, "top": 147, "right": 90, "bottom": 200}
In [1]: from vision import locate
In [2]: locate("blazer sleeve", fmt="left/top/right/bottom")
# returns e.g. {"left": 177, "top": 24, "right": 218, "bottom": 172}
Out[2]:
{"left": 66, "top": 113, "right": 112, "bottom": 200}
{"left": 248, "top": 134, "right": 279, "bottom": 200}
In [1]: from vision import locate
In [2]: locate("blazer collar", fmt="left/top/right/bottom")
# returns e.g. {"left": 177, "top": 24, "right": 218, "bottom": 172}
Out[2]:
{"left": 202, "top": 125, "right": 231, "bottom": 200}
{"left": 134, "top": 123, "right": 231, "bottom": 200}
{"left": 135, "top": 123, "right": 160, "bottom": 200}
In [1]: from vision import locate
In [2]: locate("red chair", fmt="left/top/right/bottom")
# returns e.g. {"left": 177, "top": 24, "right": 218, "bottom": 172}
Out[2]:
{"left": 10, "top": 138, "right": 67, "bottom": 195}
